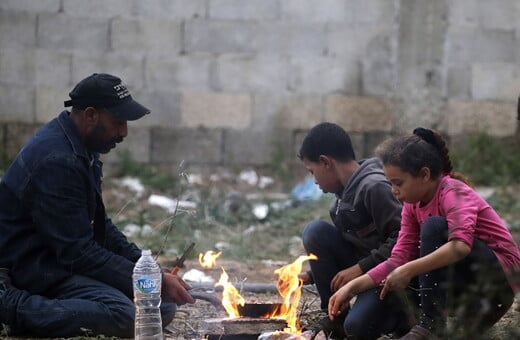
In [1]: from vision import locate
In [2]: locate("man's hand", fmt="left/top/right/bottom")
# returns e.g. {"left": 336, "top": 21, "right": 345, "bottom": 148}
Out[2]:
{"left": 331, "top": 264, "right": 362, "bottom": 292}
{"left": 379, "top": 265, "right": 412, "bottom": 299}
{"left": 162, "top": 273, "right": 195, "bottom": 305}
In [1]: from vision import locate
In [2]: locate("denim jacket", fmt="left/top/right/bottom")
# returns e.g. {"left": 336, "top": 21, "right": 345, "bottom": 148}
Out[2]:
{"left": 0, "top": 111, "right": 141, "bottom": 298}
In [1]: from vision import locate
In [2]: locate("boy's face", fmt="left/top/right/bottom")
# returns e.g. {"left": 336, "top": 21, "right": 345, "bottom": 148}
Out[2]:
{"left": 302, "top": 156, "right": 341, "bottom": 193}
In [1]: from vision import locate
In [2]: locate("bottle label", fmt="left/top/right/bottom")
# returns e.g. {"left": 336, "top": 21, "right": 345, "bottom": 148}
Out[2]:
{"left": 135, "top": 278, "right": 160, "bottom": 294}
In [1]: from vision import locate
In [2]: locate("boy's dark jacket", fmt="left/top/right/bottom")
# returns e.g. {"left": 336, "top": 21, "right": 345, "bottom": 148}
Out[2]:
{"left": 330, "top": 157, "right": 402, "bottom": 273}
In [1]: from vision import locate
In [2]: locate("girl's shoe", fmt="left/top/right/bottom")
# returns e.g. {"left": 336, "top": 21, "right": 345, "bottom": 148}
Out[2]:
{"left": 399, "top": 325, "right": 440, "bottom": 340}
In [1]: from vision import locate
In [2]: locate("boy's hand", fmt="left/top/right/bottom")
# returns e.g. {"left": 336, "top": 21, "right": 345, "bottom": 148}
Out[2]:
{"left": 331, "top": 264, "right": 362, "bottom": 292}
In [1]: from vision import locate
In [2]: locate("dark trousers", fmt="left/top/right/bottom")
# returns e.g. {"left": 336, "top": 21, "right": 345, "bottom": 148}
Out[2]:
{"left": 0, "top": 274, "right": 176, "bottom": 337}
{"left": 418, "top": 216, "right": 514, "bottom": 335}
{"left": 303, "top": 220, "right": 413, "bottom": 339}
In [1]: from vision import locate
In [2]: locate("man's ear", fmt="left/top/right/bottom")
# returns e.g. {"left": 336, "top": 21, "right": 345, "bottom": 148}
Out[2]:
{"left": 318, "top": 155, "right": 332, "bottom": 168}
{"left": 83, "top": 107, "right": 100, "bottom": 125}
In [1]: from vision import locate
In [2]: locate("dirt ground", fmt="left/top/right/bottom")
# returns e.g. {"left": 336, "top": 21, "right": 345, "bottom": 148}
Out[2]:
{"left": 165, "top": 259, "right": 520, "bottom": 340}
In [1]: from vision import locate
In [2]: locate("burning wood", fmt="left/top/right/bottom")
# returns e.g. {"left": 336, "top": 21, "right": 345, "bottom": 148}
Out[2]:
{"left": 213, "top": 253, "right": 318, "bottom": 335}
{"left": 215, "top": 267, "right": 245, "bottom": 318}
{"left": 199, "top": 250, "right": 222, "bottom": 268}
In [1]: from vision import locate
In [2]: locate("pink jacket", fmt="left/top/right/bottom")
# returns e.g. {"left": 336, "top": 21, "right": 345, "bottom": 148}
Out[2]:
{"left": 367, "top": 175, "right": 520, "bottom": 292}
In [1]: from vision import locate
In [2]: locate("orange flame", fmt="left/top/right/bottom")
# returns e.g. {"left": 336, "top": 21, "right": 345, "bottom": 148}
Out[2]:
{"left": 198, "top": 250, "right": 222, "bottom": 268}
{"left": 215, "top": 267, "right": 245, "bottom": 318}
{"left": 274, "top": 253, "right": 318, "bottom": 333}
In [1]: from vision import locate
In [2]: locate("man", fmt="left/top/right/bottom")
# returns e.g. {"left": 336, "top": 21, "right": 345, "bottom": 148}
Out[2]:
{"left": 297, "top": 122, "right": 412, "bottom": 339}
{"left": 0, "top": 73, "right": 194, "bottom": 337}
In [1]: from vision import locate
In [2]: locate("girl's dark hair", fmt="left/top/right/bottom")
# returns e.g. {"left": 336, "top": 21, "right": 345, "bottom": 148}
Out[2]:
{"left": 375, "top": 127, "right": 471, "bottom": 185}
{"left": 298, "top": 122, "right": 356, "bottom": 162}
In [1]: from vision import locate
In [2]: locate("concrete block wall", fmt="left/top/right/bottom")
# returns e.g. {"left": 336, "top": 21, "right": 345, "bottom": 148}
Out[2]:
{"left": 0, "top": 0, "right": 519, "bottom": 171}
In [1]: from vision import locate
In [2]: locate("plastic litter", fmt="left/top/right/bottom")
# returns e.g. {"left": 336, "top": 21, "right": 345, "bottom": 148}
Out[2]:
{"left": 291, "top": 176, "right": 322, "bottom": 201}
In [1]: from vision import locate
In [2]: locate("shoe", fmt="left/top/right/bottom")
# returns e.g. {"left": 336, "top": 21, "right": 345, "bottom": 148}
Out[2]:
{"left": 307, "top": 315, "right": 346, "bottom": 340}
{"left": 399, "top": 325, "right": 440, "bottom": 340}
{"left": 0, "top": 268, "right": 11, "bottom": 293}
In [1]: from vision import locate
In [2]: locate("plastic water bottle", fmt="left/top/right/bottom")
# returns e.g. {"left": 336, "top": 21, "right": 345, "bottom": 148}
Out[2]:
{"left": 133, "top": 249, "right": 163, "bottom": 339}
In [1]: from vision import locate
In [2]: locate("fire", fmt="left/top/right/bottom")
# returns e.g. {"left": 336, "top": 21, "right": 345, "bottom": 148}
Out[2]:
{"left": 274, "top": 253, "right": 318, "bottom": 333}
{"left": 215, "top": 267, "right": 245, "bottom": 318}
{"left": 214, "top": 253, "right": 318, "bottom": 335}
{"left": 199, "top": 250, "right": 222, "bottom": 268}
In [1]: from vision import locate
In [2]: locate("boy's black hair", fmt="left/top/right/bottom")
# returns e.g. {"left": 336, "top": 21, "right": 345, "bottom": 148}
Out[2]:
{"left": 298, "top": 122, "right": 356, "bottom": 162}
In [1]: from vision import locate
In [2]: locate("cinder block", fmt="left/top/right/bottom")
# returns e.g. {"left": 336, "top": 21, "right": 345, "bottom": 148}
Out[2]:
{"left": 150, "top": 127, "right": 223, "bottom": 165}
{"left": 446, "top": 63, "right": 471, "bottom": 99}
{"left": 255, "top": 22, "right": 328, "bottom": 56}
{"left": 447, "top": 27, "right": 515, "bottom": 63}
{"left": 133, "top": 0, "right": 206, "bottom": 19}
{"left": 251, "top": 94, "right": 285, "bottom": 131}
{"left": 362, "top": 34, "right": 394, "bottom": 96}
{"left": 443, "top": 100, "right": 517, "bottom": 137}
{"left": 449, "top": 0, "right": 516, "bottom": 30}
{"left": 111, "top": 17, "right": 182, "bottom": 56}
{"left": 0, "top": 12, "right": 37, "bottom": 48}
{"left": 38, "top": 13, "right": 109, "bottom": 50}
{"left": 325, "top": 95, "right": 394, "bottom": 132}
{"left": 34, "top": 49, "right": 73, "bottom": 86}
{"left": 471, "top": 63, "right": 520, "bottom": 101}
{"left": 0, "top": 46, "right": 71, "bottom": 86}
{"left": 35, "top": 86, "right": 70, "bottom": 123}
{"left": 133, "top": 90, "right": 182, "bottom": 128}
{"left": 0, "top": 0, "right": 60, "bottom": 12}
{"left": 281, "top": 0, "right": 352, "bottom": 22}
{"left": 288, "top": 56, "right": 360, "bottom": 94}
{"left": 184, "top": 20, "right": 258, "bottom": 54}
{"left": 71, "top": 52, "right": 145, "bottom": 90}
{"left": 210, "top": 0, "right": 279, "bottom": 20}
{"left": 397, "top": 0, "right": 447, "bottom": 94}
{"left": 447, "top": 0, "right": 479, "bottom": 27}
{"left": 181, "top": 92, "right": 252, "bottom": 129}
{"left": 223, "top": 128, "right": 292, "bottom": 166}
{"left": 0, "top": 48, "right": 35, "bottom": 85}
{"left": 145, "top": 55, "right": 212, "bottom": 91}
{"left": 63, "top": 0, "right": 132, "bottom": 18}
{"left": 276, "top": 95, "right": 324, "bottom": 129}
{"left": 350, "top": 0, "right": 396, "bottom": 25}
{"left": 214, "top": 55, "right": 288, "bottom": 93}
{"left": 0, "top": 84, "right": 35, "bottom": 123}
{"left": 101, "top": 126, "right": 152, "bottom": 164}
{"left": 327, "top": 23, "right": 390, "bottom": 59}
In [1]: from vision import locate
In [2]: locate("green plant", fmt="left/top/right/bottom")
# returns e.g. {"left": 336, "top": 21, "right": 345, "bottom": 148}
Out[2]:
{"left": 269, "top": 139, "right": 296, "bottom": 191}
{"left": 451, "top": 133, "right": 520, "bottom": 186}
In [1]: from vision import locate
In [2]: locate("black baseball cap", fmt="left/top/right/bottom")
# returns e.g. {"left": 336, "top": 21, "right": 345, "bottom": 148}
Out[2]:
{"left": 64, "top": 73, "right": 150, "bottom": 121}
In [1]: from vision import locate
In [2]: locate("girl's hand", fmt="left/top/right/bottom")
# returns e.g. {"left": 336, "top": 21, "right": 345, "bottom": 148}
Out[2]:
{"left": 328, "top": 284, "right": 354, "bottom": 320}
{"left": 379, "top": 265, "right": 412, "bottom": 299}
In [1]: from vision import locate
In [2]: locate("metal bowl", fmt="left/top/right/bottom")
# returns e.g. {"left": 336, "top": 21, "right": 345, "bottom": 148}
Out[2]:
{"left": 237, "top": 303, "right": 284, "bottom": 318}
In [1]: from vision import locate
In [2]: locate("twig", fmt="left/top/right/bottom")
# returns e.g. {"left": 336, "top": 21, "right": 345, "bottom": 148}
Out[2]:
{"left": 155, "top": 160, "right": 186, "bottom": 260}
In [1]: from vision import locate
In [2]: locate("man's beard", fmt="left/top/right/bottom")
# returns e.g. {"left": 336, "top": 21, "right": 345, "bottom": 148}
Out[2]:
{"left": 84, "top": 123, "right": 123, "bottom": 154}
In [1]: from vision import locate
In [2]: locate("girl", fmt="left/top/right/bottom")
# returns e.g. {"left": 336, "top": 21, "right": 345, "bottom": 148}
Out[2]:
{"left": 328, "top": 128, "right": 520, "bottom": 339}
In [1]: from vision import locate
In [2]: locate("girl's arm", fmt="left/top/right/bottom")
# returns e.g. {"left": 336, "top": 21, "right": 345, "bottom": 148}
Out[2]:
{"left": 379, "top": 239, "right": 471, "bottom": 299}
{"left": 328, "top": 274, "right": 377, "bottom": 320}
